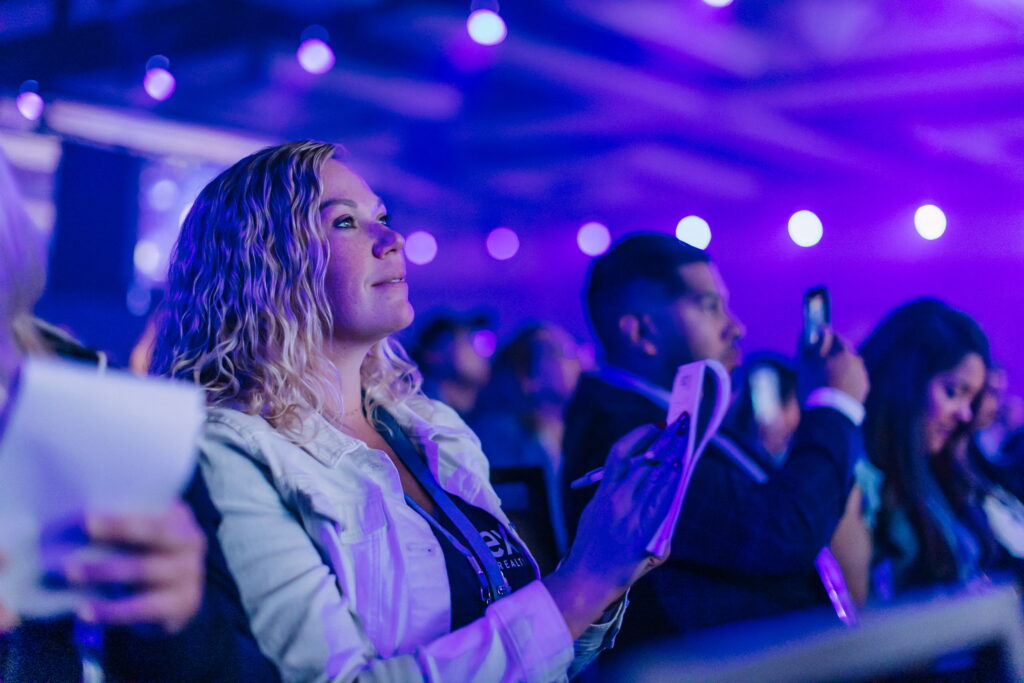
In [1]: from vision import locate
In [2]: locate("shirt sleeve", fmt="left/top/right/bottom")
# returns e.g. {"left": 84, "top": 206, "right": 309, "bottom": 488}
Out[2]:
{"left": 566, "top": 594, "right": 628, "bottom": 679}
{"left": 805, "top": 387, "right": 865, "bottom": 426}
{"left": 672, "top": 406, "right": 862, "bottom": 575}
{"left": 200, "top": 420, "right": 576, "bottom": 683}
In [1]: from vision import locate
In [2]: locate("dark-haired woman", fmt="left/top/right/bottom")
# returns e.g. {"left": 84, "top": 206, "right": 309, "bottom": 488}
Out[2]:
{"left": 837, "top": 299, "right": 1024, "bottom": 600}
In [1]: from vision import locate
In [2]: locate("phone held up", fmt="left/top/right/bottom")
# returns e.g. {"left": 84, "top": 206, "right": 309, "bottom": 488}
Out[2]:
{"left": 802, "top": 285, "right": 831, "bottom": 349}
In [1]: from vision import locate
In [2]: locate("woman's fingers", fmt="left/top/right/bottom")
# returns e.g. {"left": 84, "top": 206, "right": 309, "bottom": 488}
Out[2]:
{"left": 56, "top": 503, "right": 207, "bottom": 635}
{"left": 86, "top": 502, "right": 204, "bottom": 555}
{"left": 79, "top": 587, "right": 198, "bottom": 634}
{"left": 63, "top": 548, "right": 199, "bottom": 588}
{"left": 606, "top": 412, "right": 691, "bottom": 503}
{"left": 602, "top": 424, "right": 660, "bottom": 483}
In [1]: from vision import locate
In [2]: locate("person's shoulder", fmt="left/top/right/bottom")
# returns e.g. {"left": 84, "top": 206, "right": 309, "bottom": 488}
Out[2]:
{"left": 394, "top": 394, "right": 489, "bottom": 468}
{"left": 206, "top": 406, "right": 273, "bottom": 435}
{"left": 402, "top": 393, "right": 473, "bottom": 432}
{"left": 202, "top": 407, "right": 283, "bottom": 458}
{"left": 566, "top": 372, "right": 663, "bottom": 423}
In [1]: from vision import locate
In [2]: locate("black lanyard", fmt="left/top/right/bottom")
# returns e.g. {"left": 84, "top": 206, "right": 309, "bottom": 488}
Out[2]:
{"left": 376, "top": 410, "right": 512, "bottom": 605}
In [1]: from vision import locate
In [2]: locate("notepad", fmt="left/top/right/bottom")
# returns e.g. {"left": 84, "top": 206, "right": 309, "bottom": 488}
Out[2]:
{"left": 646, "top": 359, "right": 731, "bottom": 557}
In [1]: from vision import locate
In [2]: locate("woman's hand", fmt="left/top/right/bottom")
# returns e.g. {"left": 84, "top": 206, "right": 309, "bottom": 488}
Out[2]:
{"left": 544, "top": 420, "right": 687, "bottom": 638}
{"left": 63, "top": 501, "right": 206, "bottom": 635}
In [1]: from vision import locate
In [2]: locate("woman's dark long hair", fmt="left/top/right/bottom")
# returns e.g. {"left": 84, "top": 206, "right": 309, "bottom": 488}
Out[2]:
{"left": 860, "top": 299, "right": 992, "bottom": 586}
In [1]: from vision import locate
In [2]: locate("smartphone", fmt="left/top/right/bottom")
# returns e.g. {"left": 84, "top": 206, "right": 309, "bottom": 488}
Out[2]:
{"left": 802, "top": 286, "right": 831, "bottom": 348}
{"left": 749, "top": 364, "right": 782, "bottom": 427}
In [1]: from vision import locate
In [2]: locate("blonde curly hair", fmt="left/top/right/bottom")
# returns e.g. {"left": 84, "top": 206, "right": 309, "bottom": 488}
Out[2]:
{"left": 151, "top": 141, "right": 421, "bottom": 436}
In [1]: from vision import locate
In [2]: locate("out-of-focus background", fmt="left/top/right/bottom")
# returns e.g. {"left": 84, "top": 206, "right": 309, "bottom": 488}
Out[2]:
{"left": 2, "top": 0, "right": 1021, "bottom": 381}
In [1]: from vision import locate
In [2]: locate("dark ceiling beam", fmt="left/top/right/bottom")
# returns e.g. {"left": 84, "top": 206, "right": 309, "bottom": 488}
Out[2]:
{"left": 0, "top": 0, "right": 353, "bottom": 89}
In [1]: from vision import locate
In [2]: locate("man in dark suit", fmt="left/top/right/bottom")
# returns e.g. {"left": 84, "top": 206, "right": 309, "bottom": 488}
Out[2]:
{"left": 562, "top": 233, "right": 869, "bottom": 642}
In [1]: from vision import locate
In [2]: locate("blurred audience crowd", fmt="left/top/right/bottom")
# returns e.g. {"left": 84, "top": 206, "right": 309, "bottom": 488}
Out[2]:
{"left": 3, "top": 143, "right": 1024, "bottom": 681}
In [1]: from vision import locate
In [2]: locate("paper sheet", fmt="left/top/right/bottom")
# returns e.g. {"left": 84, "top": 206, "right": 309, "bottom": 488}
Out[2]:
{"left": 0, "top": 357, "right": 203, "bottom": 618}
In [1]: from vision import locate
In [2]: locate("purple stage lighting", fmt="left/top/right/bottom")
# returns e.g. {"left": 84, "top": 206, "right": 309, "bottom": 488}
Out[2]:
{"left": 788, "top": 210, "right": 823, "bottom": 248}
{"left": 702, "top": 0, "right": 734, "bottom": 6}
{"left": 297, "top": 38, "right": 335, "bottom": 75}
{"left": 405, "top": 231, "right": 438, "bottom": 265}
{"left": 16, "top": 91, "right": 44, "bottom": 121}
{"left": 467, "top": 9, "right": 507, "bottom": 46}
{"left": 577, "top": 221, "right": 611, "bottom": 257}
{"left": 676, "top": 215, "right": 712, "bottom": 250}
{"left": 144, "top": 68, "right": 176, "bottom": 101}
{"left": 914, "top": 204, "right": 947, "bottom": 240}
{"left": 472, "top": 329, "right": 497, "bottom": 358}
{"left": 486, "top": 227, "right": 519, "bottom": 260}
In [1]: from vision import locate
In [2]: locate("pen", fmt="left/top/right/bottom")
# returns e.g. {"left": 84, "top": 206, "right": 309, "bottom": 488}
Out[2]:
{"left": 569, "top": 412, "right": 690, "bottom": 489}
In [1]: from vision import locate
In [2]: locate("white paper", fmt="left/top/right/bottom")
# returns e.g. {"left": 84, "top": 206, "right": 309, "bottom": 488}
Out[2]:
{"left": 0, "top": 357, "right": 204, "bottom": 618}
{"left": 647, "top": 359, "right": 730, "bottom": 556}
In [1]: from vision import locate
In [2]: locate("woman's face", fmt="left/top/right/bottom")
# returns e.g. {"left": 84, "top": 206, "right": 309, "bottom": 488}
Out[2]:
{"left": 923, "top": 352, "right": 986, "bottom": 455}
{"left": 319, "top": 160, "right": 413, "bottom": 344}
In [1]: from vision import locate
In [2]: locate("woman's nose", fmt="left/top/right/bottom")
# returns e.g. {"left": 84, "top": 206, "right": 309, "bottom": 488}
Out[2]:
{"left": 373, "top": 223, "right": 404, "bottom": 259}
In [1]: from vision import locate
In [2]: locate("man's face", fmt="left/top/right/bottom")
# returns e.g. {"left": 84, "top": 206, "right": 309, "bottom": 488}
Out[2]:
{"left": 656, "top": 262, "right": 745, "bottom": 371}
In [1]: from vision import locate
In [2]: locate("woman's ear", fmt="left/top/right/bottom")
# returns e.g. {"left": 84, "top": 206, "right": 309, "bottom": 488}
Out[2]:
{"left": 618, "top": 313, "right": 659, "bottom": 357}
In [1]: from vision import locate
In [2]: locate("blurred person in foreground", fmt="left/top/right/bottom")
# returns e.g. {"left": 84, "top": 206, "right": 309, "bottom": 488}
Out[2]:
{"left": 0, "top": 150, "right": 230, "bottom": 681}
{"left": 151, "top": 141, "right": 687, "bottom": 681}
{"left": 471, "top": 322, "right": 583, "bottom": 570}
{"left": 834, "top": 300, "right": 1024, "bottom": 602}
{"left": 562, "top": 232, "right": 869, "bottom": 643}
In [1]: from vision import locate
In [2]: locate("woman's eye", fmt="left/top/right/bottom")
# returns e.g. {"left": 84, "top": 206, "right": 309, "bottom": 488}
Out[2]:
{"left": 944, "top": 384, "right": 958, "bottom": 399}
{"left": 378, "top": 214, "right": 391, "bottom": 226}
{"left": 333, "top": 216, "right": 356, "bottom": 230}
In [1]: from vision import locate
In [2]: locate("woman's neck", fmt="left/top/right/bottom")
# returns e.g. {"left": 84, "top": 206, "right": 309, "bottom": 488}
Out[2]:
{"left": 323, "top": 338, "right": 372, "bottom": 423}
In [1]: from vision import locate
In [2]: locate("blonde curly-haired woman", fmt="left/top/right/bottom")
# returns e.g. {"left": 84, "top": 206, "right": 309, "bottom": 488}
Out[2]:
{"left": 153, "top": 141, "right": 684, "bottom": 682}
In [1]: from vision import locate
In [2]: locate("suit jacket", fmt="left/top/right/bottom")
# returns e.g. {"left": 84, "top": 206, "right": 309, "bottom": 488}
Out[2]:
{"left": 561, "top": 372, "right": 863, "bottom": 641}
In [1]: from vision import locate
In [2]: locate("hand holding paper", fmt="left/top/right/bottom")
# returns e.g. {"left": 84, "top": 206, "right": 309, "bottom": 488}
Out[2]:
{"left": 0, "top": 358, "right": 204, "bottom": 620}
{"left": 548, "top": 415, "right": 694, "bottom": 634}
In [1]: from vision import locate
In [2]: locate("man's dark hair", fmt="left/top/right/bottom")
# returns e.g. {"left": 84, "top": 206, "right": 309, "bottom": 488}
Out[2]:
{"left": 585, "top": 232, "right": 710, "bottom": 355}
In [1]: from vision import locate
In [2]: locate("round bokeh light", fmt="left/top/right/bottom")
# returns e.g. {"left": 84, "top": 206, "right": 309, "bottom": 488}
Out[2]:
{"left": 577, "top": 221, "right": 611, "bottom": 256}
{"left": 144, "top": 67, "right": 176, "bottom": 101}
{"left": 472, "top": 329, "right": 497, "bottom": 358}
{"left": 405, "top": 231, "right": 438, "bottom": 265}
{"left": 16, "top": 91, "right": 43, "bottom": 121}
{"left": 297, "top": 38, "right": 336, "bottom": 75}
{"left": 788, "top": 210, "right": 823, "bottom": 248}
{"left": 914, "top": 204, "right": 947, "bottom": 240}
{"left": 675, "top": 215, "right": 712, "bottom": 250}
{"left": 485, "top": 227, "right": 520, "bottom": 260}
{"left": 467, "top": 9, "right": 507, "bottom": 46}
